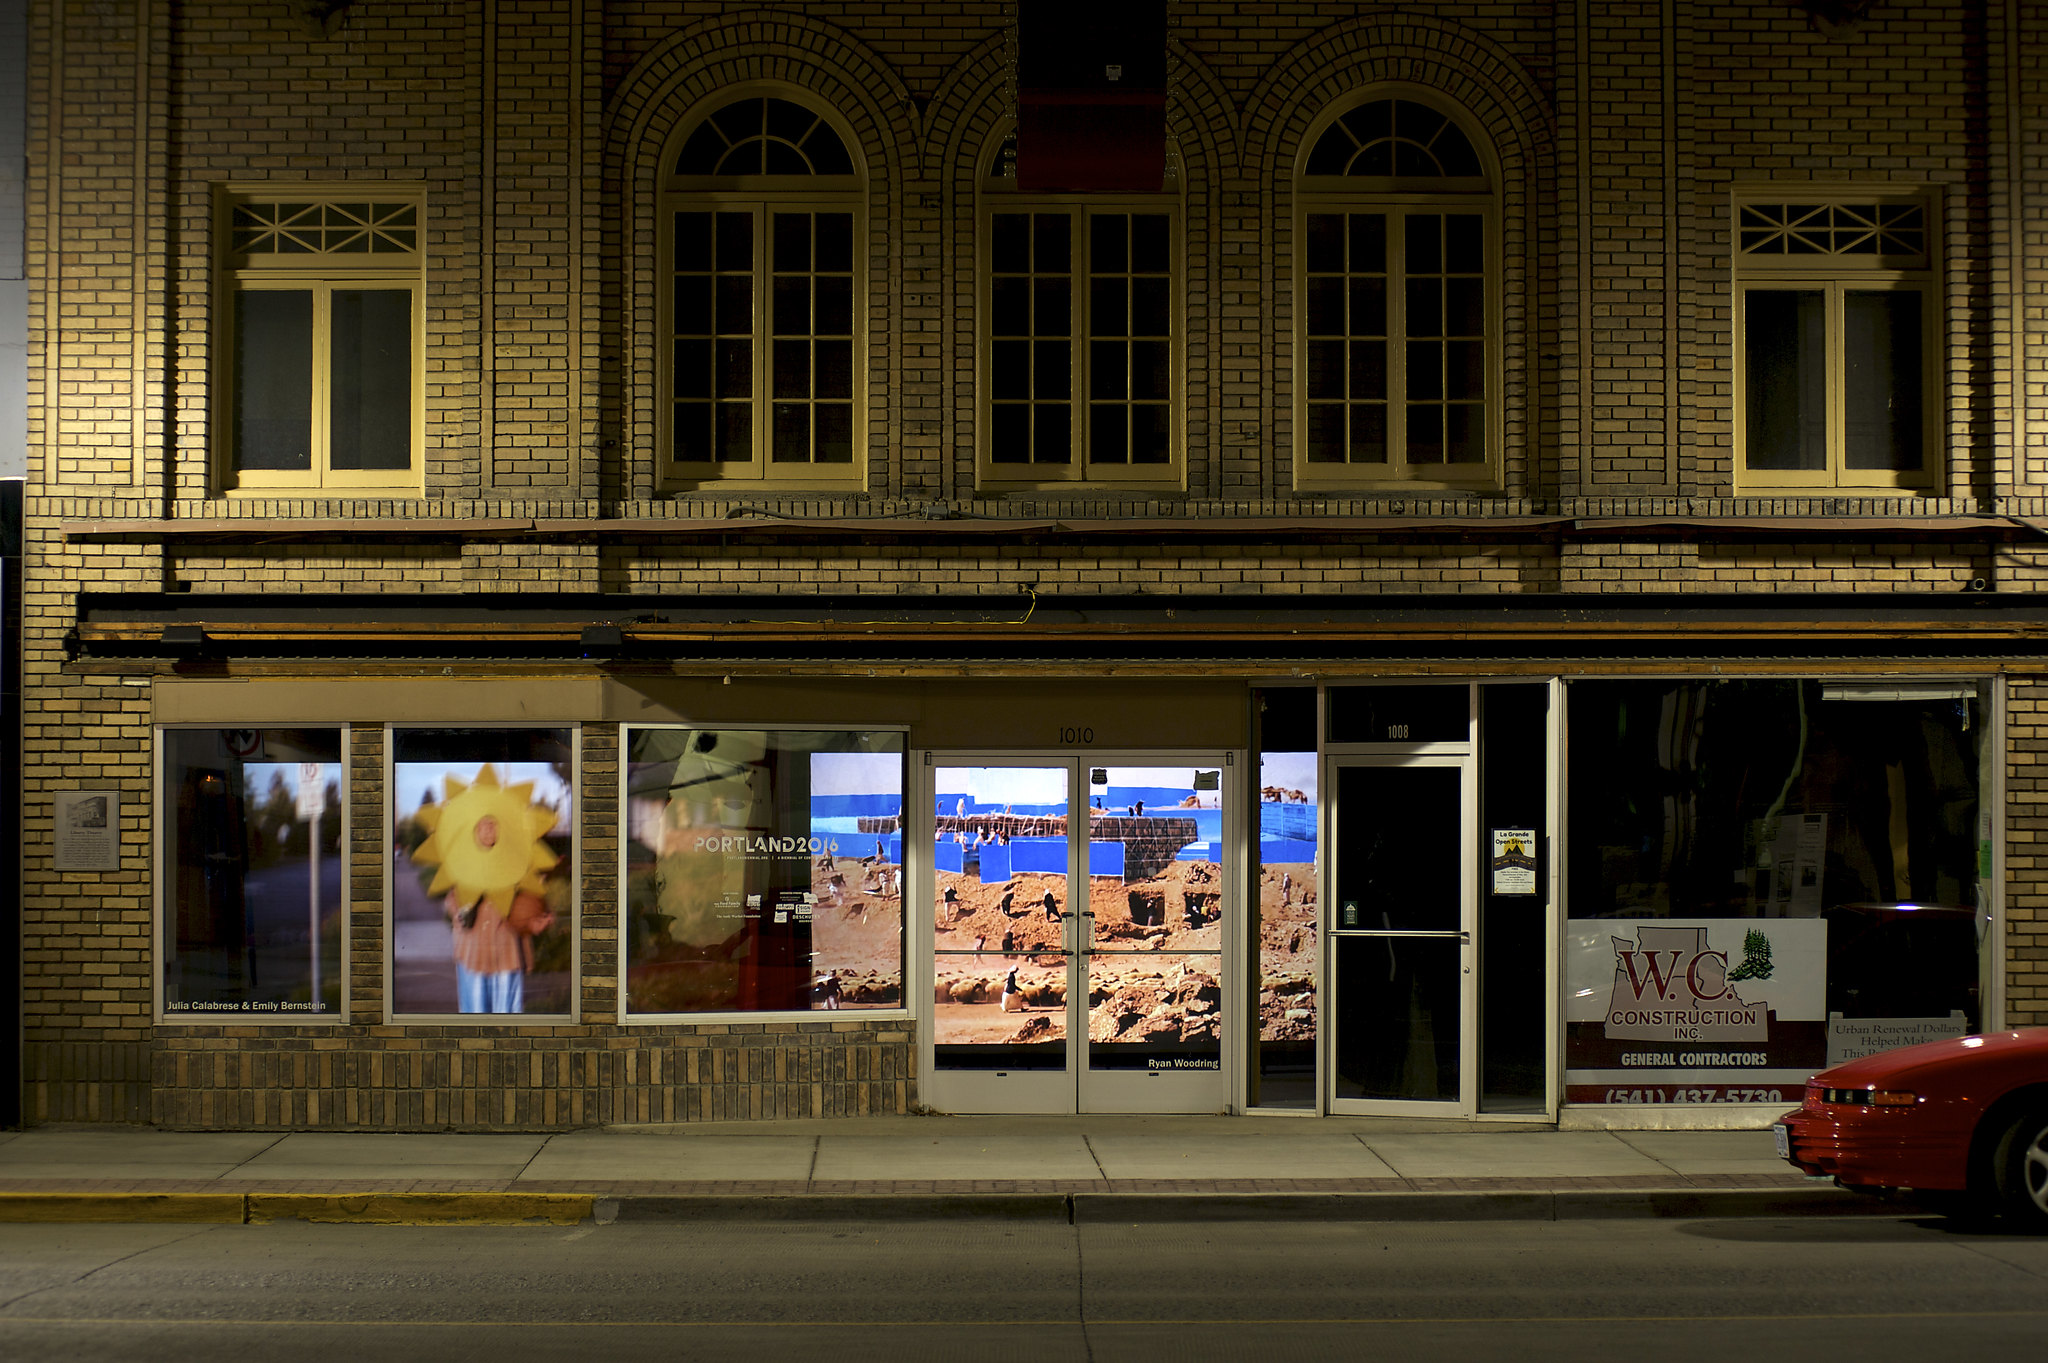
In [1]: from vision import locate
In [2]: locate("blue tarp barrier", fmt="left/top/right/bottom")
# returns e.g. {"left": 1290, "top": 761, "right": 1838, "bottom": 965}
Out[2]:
{"left": 1009, "top": 838, "right": 1066, "bottom": 875}
{"left": 1089, "top": 840, "right": 1126, "bottom": 876}
{"left": 977, "top": 843, "right": 1010, "bottom": 882}
{"left": 1260, "top": 804, "right": 1317, "bottom": 841}
{"left": 933, "top": 841, "right": 963, "bottom": 873}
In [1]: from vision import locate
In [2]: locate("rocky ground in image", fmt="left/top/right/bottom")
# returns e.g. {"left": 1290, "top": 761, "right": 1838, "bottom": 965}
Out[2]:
{"left": 932, "top": 860, "right": 1224, "bottom": 1046}
{"left": 1257, "top": 862, "right": 1317, "bottom": 1042}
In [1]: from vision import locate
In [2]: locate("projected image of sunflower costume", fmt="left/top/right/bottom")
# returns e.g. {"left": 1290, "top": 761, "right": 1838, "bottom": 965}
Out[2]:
{"left": 411, "top": 764, "right": 563, "bottom": 1013}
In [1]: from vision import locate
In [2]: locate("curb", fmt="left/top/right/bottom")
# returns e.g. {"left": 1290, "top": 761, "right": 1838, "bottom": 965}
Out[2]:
{"left": 248, "top": 1193, "right": 593, "bottom": 1225}
{"left": 0, "top": 1192, "right": 594, "bottom": 1226}
{"left": 0, "top": 1193, "right": 246, "bottom": 1224}
{"left": 0, "top": 1185, "right": 1908, "bottom": 1226}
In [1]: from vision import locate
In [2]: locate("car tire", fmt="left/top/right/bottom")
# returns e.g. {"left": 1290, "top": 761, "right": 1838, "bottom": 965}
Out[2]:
{"left": 1991, "top": 1106, "right": 2048, "bottom": 1230}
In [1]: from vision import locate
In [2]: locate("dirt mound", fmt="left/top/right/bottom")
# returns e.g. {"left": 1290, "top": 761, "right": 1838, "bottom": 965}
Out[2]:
{"left": 1010, "top": 1015, "right": 1058, "bottom": 1043}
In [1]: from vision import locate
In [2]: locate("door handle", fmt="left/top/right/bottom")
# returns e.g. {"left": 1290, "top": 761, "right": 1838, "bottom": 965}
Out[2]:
{"left": 1459, "top": 931, "right": 1472, "bottom": 945}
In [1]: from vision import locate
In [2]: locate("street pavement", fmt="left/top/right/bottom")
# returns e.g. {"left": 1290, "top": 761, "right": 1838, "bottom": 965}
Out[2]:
{"left": 0, "top": 1115, "right": 1880, "bottom": 1224}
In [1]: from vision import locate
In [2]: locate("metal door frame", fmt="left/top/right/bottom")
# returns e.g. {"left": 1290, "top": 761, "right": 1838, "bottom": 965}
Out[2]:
{"left": 1324, "top": 751, "right": 1479, "bottom": 1117}
{"left": 915, "top": 749, "right": 1238, "bottom": 1115}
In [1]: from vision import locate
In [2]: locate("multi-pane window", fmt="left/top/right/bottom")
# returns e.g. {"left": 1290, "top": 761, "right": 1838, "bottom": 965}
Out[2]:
{"left": 1736, "top": 197, "right": 1938, "bottom": 489}
{"left": 1304, "top": 210, "right": 1487, "bottom": 469}
{"left": 664, "top": 96, "right": 863, "bottom": 485}
{"left": 984, "top": 206, "right": 1177, "bottom": 480}
{"left": 1295, "top": 97, "right": 1495, "bottom": 487}
{"left": 220, "top": 192, "right": 424, "bottom": 492}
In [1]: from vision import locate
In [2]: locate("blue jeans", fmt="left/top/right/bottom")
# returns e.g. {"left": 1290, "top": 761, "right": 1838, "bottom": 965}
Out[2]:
{"left": 456, "top": 966, "right": 523, "bottom": 1014}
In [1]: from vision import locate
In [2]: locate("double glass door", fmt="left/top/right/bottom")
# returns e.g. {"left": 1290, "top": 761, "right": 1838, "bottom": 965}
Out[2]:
{"left": 1329, "top": 756, "right": 1476, "bottom": 1113}
{"left": 922, "top": 755, "right": 1230, "bottom": 1114}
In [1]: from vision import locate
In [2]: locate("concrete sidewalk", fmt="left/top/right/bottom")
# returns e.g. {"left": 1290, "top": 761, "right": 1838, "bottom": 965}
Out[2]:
{"left": 0, "top": 1117, "right": 1872, "bottom": 1225}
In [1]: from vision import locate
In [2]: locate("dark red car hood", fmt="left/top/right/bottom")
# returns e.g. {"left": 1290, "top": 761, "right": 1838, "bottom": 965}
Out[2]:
{"left": 1813, "top": 1028, "right": 2048, "bottom": 1091}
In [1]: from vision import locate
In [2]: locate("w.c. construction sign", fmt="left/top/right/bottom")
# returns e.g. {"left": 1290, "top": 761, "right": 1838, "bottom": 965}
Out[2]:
{"left": 1564, "top": 919, "right": 1826, "bottom": 1106}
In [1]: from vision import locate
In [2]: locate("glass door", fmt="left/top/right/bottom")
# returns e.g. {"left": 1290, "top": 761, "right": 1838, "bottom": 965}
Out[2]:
{"left": 921, "top": 755, "right": 1232, "bottom": 1115}
{"left": 1077, "top": 763, "right": 1228, "bottom": 1114}
{"left": 926, "top": 761, "right": 1077, "bottom": 1113}
{"left": 1329, "top": 756, "right": 1476, "bottom": 1114}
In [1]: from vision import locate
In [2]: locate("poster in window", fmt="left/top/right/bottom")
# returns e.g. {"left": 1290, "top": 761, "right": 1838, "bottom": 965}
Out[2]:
{"left": 391, "top": 728, "right": 575, "bottom": 1017}
{"left": 623, "top": 728, "right": 906, "bottom": 1015}
{"left": 161, "top": 730, "right": 343, "bottom": 1018}
{"left": 1564, "top": 918, "right": 1826, "bottom": 1105}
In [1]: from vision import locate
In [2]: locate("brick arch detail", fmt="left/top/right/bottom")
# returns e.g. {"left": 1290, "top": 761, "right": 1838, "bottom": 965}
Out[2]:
{"left": 1243, "top": 14, "right": 1554, "bottom": 186}
{"left": 1244, "top": 15, "right": 1557, "bottom": 499}
{"left": 600, "top": 13, "right": 916, "bottom": 499}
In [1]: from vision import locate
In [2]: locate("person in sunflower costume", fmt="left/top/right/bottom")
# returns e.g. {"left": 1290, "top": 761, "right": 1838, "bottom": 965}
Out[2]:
{"left": 412, "top": 765, "right": 561, "bottom": 1013}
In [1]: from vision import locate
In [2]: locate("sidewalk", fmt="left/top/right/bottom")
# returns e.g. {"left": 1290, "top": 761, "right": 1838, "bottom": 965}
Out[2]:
{"left": 0, "top": 1116, "right": 1876, "bottom": 1225}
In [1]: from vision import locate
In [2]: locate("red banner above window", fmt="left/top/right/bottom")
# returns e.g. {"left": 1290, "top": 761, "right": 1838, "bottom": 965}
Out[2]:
{"left": 1014, "top": 0, "right": 1166, "bottom": 193}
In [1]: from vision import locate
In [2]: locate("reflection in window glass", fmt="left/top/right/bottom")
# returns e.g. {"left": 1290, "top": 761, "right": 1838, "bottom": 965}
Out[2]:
{"left": 391, "top": 729, "right": 576, "bottom": 1017}
{"left": 161, "top": 728, "right": 343, "bottom": 1018}
{"left": 1566, "top": 680, "right": 1987, "bottom": 1103}
{"left": 625, "top": 729, "right": 906, "bottom": 1015}
{"left": 1744, "top": 289, "right": 1827, "bottom": 471}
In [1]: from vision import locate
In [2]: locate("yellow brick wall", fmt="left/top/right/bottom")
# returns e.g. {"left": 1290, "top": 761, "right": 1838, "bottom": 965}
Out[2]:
{"left": 18, "top": 0, "right": 2048, "bottom": 1124}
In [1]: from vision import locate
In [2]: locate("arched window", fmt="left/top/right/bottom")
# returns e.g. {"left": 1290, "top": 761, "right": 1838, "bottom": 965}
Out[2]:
{"left": 1295, "top": 95, "right": 1496, "bottom": 488}
{"left": 978, "top": 132, "right": 1183, "bottom": 487}
{"left": 662, "top": 95, "right": 864, "bottom": 486}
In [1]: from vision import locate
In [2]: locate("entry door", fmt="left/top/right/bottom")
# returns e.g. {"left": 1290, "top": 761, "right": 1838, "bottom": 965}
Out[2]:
{"left": 922, "top": 756, "right": 1230, "bottom": 1115}
{"left": 1328, "top": 757, "right": 1476, "bottom": 1114}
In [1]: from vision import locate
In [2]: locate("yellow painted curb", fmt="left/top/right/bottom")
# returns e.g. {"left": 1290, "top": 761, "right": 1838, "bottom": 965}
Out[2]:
{"left": 0, "top": 1193, "right": 246, "bottom": 1224}
{"left": 246, "top": 1193, "right": 594, "bottom": 1226}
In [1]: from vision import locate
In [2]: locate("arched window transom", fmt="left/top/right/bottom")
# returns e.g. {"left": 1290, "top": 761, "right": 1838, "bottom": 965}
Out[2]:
{"left": 1304, "top": 99, "right": 1482, "bottom": 179}
{"left": 675, "top": 97, "right": 855, "bottom": 177}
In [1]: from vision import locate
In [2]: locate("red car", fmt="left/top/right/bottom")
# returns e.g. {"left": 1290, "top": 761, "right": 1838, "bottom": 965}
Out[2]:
{"left": 1776, "top": 1028, "right": 2048, "bottom": 1226}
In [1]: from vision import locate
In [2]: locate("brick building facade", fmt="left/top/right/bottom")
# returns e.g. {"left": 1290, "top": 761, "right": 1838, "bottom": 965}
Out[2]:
{"left": 16, "top": 1, "right": 2048, "bottom": 1129}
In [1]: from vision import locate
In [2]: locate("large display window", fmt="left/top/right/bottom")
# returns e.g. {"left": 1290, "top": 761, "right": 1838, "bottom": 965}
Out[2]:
{"left": 389, "top": 727, "right": 577, "bottom": 1019}
{"left": 160, "top": 727, "right": 345, "bottom": 1020}
{"left": 622, "top": 727, "right": 906, "bottom": 1016}
{"left": 1566, "top": 679, "right": 1990, "bottom": 1106}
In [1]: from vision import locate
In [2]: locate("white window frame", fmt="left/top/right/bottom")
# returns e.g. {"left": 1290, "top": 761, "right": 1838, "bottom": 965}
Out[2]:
{"left": 1732, "top": 187, "right": 1942, "bottom": 493}
{"left": 383, "top": 724, "right": 581, "bottom": 1027}
{"left": 977, "top": 131, "right": 1185, "bottom": 490}
{"left": 1292, "top": 91, "right": 1501, "bottom": 492}
{"left": 154, "top": 723, "right": 351, "bottom": 1026}
{"left": 214, "top": 185, "right": 426, "bottom": 496}
{"left": 658, "top": 91, "right": 867, "bottom": 490}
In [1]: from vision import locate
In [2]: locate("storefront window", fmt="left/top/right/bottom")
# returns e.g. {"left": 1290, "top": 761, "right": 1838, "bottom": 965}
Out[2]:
{"left": 623, "top": 727, "right": 906, "bottom": 1015}
{"left": 390, "top": 728, "right": 576, "bottom": 1018}
{"left": 1251, "top": 688, "right": 1318, "bottom": 1108}
{"left": 1566, "top": 680, "right": 1988, "bottom": 1107}
{"left": 161, "top": 727, "right": 344, "bottom": 1019}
